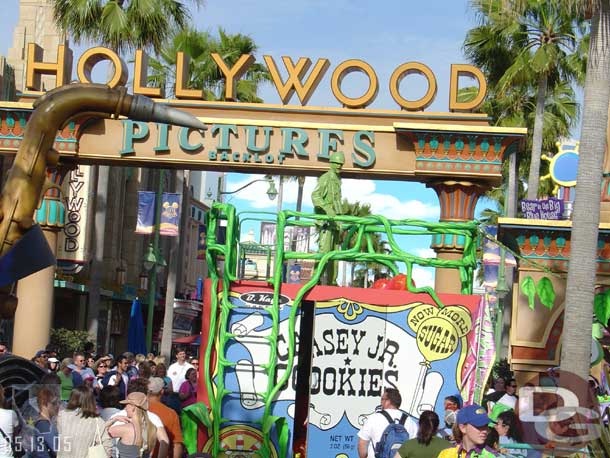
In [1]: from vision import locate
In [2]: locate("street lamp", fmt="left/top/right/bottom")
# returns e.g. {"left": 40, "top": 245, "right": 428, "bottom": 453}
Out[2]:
{"left": 143, "top": 241, "right": 166, "bottom": 352}
{"left": 207, "top": 175, "right": 278, "bottom": 202}
{"left": 142, "top": 169, "right": 169, "bottom": 352}
{"left": 143, "top": 243, "right": 167, "bottom": 272}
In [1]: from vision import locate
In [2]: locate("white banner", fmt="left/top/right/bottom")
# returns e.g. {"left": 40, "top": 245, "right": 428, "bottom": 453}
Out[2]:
{"left": 57, "top": 165, "right": 91, "bottom": 263}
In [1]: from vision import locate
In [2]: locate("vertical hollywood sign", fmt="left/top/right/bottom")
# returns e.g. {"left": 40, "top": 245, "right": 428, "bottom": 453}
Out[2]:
{"left": 57, "top": 165, "right": 90, "bottom": 263}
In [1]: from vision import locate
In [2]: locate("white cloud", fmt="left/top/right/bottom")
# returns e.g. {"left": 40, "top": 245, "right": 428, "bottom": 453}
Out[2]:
{"left": 224, "top": 174, "right": 280, "bottom": 209}
{"left": 411, "top": 266, "right": 435, "bottom": 288}
{"left": 414, "top": 248, "right": 437, "bottom": 259}
{"left": 227, "top": 175, "right": 440, "bottom": 221}
{"left": 341, "top": 179, "right": 439, "bottom": 220}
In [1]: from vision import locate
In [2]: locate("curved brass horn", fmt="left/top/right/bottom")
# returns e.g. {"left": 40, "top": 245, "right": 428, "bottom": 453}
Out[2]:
{"left": 0, "top": 83, "right": 205, "bottom": 257}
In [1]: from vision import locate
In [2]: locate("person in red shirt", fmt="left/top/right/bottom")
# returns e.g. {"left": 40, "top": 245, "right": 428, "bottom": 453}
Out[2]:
{"left": 148, "top": 377, "right": 184, "bottom": 458}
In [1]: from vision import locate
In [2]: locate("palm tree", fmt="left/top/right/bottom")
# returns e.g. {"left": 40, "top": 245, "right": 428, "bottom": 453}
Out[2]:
{"left": 475, "top": 81, "right": 577, "bottom": 221}
{"left": 340, "top": 199, "right": 394, "bottom": 287}
{"left": 465, "top": 0, "right": 586, "bottom": 200}
{"left": 490, "top": 0, "right": 610, "bottom": 383}
{"left": 53, "top": 0, "right": 202, "bottom": 54}
{"left": 51, "top": 0, "right": 201, "bottom": 355}
{"left": 558, "top": 0, "right": 610, "bottom": 381}
{"left": 148, "top": 27, "right": 271, "bottom": 101}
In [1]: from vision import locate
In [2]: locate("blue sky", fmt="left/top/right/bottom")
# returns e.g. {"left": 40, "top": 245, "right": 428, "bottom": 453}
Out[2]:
{"left": 0, "top": 0, "right": 514, "bottom": 286}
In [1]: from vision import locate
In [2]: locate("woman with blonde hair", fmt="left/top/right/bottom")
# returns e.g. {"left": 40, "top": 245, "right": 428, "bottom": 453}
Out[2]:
{"left": 153, "top": 355, "right": 166, "bottom": 366}
{"left": 107, "top": 392, "right": 156, "bottom": 457}
{"left": 57, "top": 386, "right": 112, "bottom": 457}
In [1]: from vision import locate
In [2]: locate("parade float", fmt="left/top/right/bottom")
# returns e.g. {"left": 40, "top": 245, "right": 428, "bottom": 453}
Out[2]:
{"left": 185, "top": 201, "right": 496, "bottom": 457}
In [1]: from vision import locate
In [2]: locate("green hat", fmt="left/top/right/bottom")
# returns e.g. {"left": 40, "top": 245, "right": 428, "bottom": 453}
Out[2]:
{"left": 329, "top": 152, "right": 345, "bottom": 165}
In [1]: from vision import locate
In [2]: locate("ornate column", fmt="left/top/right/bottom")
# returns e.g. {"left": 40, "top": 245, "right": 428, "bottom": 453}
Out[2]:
{"left": 427, "top": 180, "right": 488, "bottom": 294}
{"left": 395, "top": 124, "right": 524, "bottom": 294}
{"left": 13, "top": 167, "right": 67, "bottom": 358}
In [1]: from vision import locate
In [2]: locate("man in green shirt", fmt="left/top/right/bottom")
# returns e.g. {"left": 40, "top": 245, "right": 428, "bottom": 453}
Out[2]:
{"left": 311, "top": 151, "right": 344, "bottom": 285}
{"left": 57, "top": 358, "right": 82, "bottom": 401}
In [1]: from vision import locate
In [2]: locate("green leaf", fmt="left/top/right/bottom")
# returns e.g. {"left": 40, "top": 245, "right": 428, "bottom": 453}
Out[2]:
{"left": 521, "top": 276, "right": 536, "bottom": 310}
{"left": 603, "top": 289, "right": 610, "bottom": 326}
{"left": 594, "top": 293, "right": 606, "bottom": 325}
{"left": 531, "top": 45, "right": 551, "bottom": 73}
{"left": 593, "top": 323, "right": 604, "bottom": 340}
{"left": 536, "top": 277, "right": 556, "bottom": 310}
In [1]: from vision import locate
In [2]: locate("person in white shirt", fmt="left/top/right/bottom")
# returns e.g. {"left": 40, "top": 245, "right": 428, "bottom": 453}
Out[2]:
{"left": 110, "top": 379, "right": 170, "bottom": 457}
{"left": 167, "top": 348, "right": 193, "bottom": 392}
{"left": 357, "top": 388, "right": 418, "bottom": 458}
{"left": 105, "top": 355, "right": 130, "bottom": 400}
{"left": 496, "top": 379, "right": 518, "bottom": 410}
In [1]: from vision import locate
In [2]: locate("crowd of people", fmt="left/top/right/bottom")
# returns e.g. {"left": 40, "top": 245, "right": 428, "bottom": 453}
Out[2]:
{"left": 357, "top": 379, "right": 543, "bottom": 458}
{"left": 0, "top": 343, "right": 602, "bottom": 458}
{"left": 0, "top": 345, "right": 203, "bottom": 458}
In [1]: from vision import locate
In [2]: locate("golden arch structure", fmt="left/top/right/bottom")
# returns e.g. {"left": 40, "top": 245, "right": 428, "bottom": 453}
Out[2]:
{"left": 0, "top": 43, "right": 527, "bottom": 359}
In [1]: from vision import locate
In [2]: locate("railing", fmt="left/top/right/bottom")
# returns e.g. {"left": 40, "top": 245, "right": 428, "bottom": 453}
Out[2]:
{"left": 500, "top": 442, "right": 592, "bottom": 457}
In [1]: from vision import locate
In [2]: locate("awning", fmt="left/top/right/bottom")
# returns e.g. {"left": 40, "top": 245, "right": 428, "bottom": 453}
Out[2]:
{"left": 173, "top": 334, "right": 201, "bottom": 345}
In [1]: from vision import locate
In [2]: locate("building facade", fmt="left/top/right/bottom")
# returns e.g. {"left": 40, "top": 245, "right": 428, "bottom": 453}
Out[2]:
{"left": 0, "top": 0, "right": 211, "bottom": 357}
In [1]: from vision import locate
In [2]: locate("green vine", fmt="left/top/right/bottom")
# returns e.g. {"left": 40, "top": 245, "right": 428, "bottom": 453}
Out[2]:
{"left": 203, "top": 203, "right": 483, "bottom": 457}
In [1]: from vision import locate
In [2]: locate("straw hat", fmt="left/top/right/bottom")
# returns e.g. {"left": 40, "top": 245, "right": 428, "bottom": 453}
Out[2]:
{"left": 119, "top": 392, "right": 148, "bottom": 410}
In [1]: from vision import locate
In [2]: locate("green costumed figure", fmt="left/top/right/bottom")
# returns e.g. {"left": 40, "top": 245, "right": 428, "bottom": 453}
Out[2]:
{"left": 311, "top": 151, "right": 344, "bottom": 285}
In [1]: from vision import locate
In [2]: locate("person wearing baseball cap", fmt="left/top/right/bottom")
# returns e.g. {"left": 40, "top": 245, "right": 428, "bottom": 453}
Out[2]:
{"left": 47, "top": 356, "right": 60, "bottom": 373}
{"left": 34, "top": 350, "right": 47, "bottom": 359}
{"left": 148, "top": 377, "right": 184, "bottom": 457}
{"left": 437, "top": 404, "right": 500, "bottom": 457}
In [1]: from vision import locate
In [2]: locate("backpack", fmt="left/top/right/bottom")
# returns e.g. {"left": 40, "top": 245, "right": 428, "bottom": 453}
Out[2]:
{"left": 374, "top": 411, "right": 409, "bottom": 458}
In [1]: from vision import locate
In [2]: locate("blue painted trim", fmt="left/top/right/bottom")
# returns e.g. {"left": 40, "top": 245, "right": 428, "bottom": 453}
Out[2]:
{"left": 53, "top": 279, "right": 139, "bottom": 301}
{"left": 416, "top": 157, "right": 502, "bottom": 165}
{"left": 35, "top": 200, "right": 47, "bottom": 224}
{"left": 54, "top": 280, "right": 87, "bottom": 292}
{"left": 520, "top": 253, "right": 610, "bottom": 263}
{"left": 0, "top": 135, "right": 77, "bottom": 143}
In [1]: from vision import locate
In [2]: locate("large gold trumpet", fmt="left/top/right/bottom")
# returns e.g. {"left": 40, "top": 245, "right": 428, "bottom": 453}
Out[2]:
{"left": 0, "top": 83, "right": 205, "bottom": 257}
